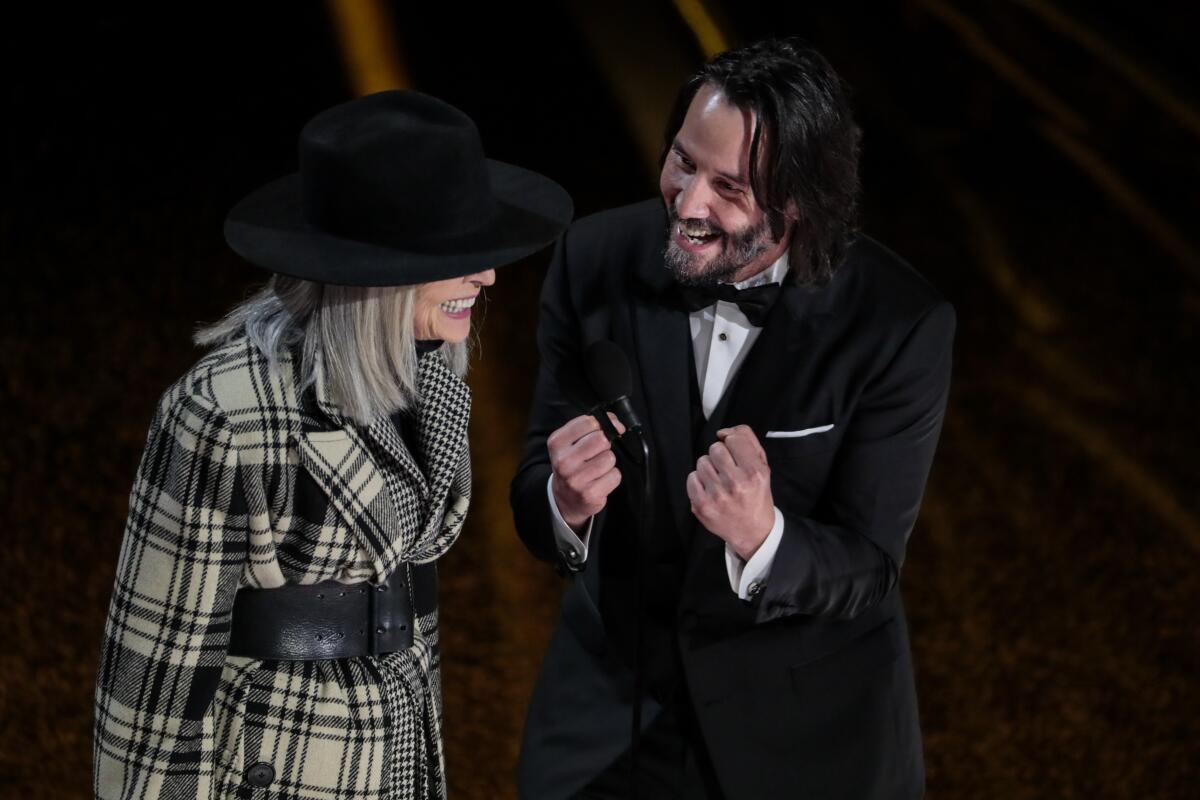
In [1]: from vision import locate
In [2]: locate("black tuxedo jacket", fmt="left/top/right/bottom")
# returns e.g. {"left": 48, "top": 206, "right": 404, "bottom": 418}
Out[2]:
{"left": 511, "top": 199, "right": 954, "bottom": 799}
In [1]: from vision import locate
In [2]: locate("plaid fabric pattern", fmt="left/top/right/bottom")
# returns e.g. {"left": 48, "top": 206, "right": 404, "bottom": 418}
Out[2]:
{"left": 94, "top": 338, "right": 472, "bottom": 799}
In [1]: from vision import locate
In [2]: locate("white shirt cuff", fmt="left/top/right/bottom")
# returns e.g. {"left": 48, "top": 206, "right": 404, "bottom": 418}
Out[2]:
{"left": 547, "top": 474, "right": 592, "bottom": 565}
{"left": 725, "top": 506, "right": 785, "bottom": 600}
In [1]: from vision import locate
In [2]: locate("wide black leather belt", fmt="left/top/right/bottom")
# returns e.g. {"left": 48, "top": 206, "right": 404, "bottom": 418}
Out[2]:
{"left": 228, "top": 563, "right": 438, "bottom": 660}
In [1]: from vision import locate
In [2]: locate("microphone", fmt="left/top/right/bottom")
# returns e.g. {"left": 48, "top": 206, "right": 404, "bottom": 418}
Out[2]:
{"left": 583, "top": 340, "right": 643, "bottom": 433}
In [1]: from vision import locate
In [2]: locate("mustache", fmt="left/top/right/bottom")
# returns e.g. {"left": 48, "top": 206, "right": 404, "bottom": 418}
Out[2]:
{"left": 668, "top": 206, "right": 724, "bottom": 237}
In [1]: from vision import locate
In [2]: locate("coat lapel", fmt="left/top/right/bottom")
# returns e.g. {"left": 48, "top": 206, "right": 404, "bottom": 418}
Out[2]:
{"left": 362, "top": 413, "right": 427, "bottom": 498}
{"left": 403, "top": 354, "right": 472, "bottom": 563}
{"left": 296, "top": 425, "right": 401, "bottom": 580}
{"left": 718, "top": 279, "right": 836, "bottom": 441}
{"left": 631, "top": 257, "right": 695, "bottom": 541}
{"left": 296, "top": 351, "right": 472, "bottom": 580}
{"left": 685, "top": 278, "right": 838, "bottom": 565}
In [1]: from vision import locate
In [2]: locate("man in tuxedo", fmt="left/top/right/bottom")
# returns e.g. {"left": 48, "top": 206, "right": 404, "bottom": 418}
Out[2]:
{"left": 510, "top": 37, "right": 954, "bottom": 799}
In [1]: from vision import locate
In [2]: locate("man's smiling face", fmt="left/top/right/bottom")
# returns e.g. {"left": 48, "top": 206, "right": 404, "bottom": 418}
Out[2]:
{"left": 659, "top": 83, "right": 790, "bottom": 286}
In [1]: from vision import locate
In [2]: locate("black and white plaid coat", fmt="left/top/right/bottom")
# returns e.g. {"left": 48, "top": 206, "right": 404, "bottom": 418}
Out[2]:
{"left": 94, "top": 337, "right": 472, "bottom": 799}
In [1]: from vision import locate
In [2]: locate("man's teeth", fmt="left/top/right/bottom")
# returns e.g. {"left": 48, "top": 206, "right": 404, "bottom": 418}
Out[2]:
{"left": 440, "top": 297, "right": 476, "bottom": 313}
{"left": 679, "top": 222, "right": 719, "bottom": 244}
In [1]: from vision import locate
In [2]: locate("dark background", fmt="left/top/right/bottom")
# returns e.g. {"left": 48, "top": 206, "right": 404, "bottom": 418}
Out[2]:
{"left": 2, "top": 2, "right": 1198, "bottom": 797}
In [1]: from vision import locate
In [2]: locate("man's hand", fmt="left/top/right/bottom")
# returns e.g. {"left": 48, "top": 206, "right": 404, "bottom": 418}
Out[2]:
{"left": 686, "top": 425, "right": 775, "bottom": 560}
{"left": 549, "top": 414, "right": 626, "bottom": 530}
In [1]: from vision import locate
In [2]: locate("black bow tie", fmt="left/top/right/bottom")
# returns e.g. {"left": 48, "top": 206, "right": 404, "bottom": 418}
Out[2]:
{"left": 678, "top": 282, "right": 782, "bottom": 327}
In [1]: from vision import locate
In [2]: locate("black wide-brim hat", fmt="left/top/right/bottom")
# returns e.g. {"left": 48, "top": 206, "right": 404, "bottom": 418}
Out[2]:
{"left": 224, "top": 90, "right": 573, "bottom": 286}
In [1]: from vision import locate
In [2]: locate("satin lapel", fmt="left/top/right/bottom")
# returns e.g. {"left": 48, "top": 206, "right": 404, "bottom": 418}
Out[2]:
{"left": 718, "top": 281, "right": 833, "bottom": 442}
{"left": 687, "top": 281, "right": 835, "bottom": 564}
{"left": 631, "top": 273, "right": 695, "bottom": 540}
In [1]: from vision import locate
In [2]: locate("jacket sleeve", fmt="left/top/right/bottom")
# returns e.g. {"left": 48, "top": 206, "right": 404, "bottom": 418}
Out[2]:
{"left": 510, "top": 229, "right": 599, "bottom": 570}
{"left": 94, "top": 388, "right": 246, "bottom": 799}
{"left": 756, "top": 300, "right": 956, "bottom": 623}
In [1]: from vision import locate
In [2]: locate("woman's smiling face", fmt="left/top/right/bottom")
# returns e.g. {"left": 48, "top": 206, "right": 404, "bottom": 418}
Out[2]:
{"left": 411, "top": 269, "right": 496, "bottom": 343}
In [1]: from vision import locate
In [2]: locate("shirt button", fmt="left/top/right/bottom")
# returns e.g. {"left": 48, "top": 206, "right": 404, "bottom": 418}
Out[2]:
{"left": 245, "top": 762, "right": 275, "bottom": 788}
{"left": 747, "top": 580, "right": 765, "bottom": 598}
{"left": 718, "top": 332, "right": 728, "bottom": 341}
{"left": 564, "top": 547, "right": 581, "bottom": 564}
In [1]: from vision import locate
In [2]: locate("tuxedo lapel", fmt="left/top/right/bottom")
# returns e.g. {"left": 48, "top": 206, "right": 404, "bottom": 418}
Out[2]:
{"left": 631, "top": 263, "right": 695, "bottom": 541}
{"left": 686, "top": 280, "right": 837, "bottom": 567}
{"left": 718, "top": 281, "right": 835, "bottom": 441}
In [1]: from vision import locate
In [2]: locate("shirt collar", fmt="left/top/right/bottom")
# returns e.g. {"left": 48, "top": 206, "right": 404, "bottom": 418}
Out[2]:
{"left": 732, "top": 251, "right": 790, "bottom": 290}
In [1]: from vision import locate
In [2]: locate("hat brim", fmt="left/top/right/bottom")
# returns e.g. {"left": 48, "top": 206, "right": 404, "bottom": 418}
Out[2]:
{"left": 223, "top": 160, "right": 573, "bottom": 286}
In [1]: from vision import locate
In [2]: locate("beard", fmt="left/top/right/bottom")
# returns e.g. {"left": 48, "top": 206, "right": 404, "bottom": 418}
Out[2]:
{"left": 663, "top": 205, "right": 775, "bottom": 287}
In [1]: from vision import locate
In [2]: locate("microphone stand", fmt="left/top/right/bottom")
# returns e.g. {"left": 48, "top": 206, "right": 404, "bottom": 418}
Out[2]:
{"left": 629, "top": 433, "right": 651, "bottom": 800}
{"left": 597, "top": 407, "right": 652, "bottom": 800}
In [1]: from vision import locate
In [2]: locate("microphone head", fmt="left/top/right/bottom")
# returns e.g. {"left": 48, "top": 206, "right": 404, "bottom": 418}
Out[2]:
{"left": 584, "top": 340, "right": 632, "bottom": 403}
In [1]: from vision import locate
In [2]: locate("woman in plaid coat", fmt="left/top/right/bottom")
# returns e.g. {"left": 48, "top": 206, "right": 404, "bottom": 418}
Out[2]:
{"left": 93, "top": 91, "right": 571, "bottom": 799}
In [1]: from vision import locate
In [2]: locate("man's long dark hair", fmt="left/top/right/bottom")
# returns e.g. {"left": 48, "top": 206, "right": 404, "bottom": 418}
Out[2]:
{"left": 661, "top": 38, "right": 862, "bottom": 285}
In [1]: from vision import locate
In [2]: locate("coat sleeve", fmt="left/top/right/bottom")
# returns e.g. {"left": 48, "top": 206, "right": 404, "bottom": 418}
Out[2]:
{"left": 94, "top": 388, "right": 247, "bottom": 799}
{"left": 510, "top": 229, "right": 599, "bottom": 568}
{"left": 756, "top": 300, "right": 956, "bottom": 622}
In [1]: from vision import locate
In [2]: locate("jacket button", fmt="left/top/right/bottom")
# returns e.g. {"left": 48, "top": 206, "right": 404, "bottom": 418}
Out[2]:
{"left": 747, "top": 580, "right": 765, "bottom": 598}
{"left": 563, "top": 547, "right": 580, "bottom": 564}
{"left": 245, "top": 762, "right": 275, "bottom": 788}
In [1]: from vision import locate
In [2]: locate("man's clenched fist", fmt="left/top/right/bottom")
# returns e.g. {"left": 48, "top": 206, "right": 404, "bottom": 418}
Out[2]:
{"left": 686, "top": 425, "right": 775, "bottom": 560}
{"left": 549, "top": 414, "right": 625, "bottom": 531}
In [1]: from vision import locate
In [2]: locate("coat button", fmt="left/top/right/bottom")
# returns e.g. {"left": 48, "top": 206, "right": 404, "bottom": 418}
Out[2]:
{"left": 747, "top": 580, "right": 765, "bottom": 598}
{"left": 563, "top": 547, "right": 580, "bottom": 564}
{"left": 245, "top": 762, "right": 275, "bottom": 788}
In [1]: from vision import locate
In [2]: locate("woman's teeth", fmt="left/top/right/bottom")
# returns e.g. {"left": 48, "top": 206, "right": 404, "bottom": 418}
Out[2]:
{"left": 439, "top": 297, "right": 476, "bottom": 313}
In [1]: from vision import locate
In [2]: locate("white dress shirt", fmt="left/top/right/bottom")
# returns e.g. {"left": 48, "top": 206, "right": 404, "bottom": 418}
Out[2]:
{"left": 547, "top": 253, "right": 790, "bottom": 600}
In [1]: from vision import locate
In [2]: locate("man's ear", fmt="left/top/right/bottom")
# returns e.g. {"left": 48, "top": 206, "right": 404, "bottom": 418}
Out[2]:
{"left": 771, "top": 200, "right": 800, "bottom": 242}
{"left": 783, "top": 198, "right": 801, "bottom": 223}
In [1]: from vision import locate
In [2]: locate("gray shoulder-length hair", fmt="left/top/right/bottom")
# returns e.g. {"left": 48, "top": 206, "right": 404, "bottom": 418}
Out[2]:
{"left": 195, "top": 275, "right": 469, "bottom": 423}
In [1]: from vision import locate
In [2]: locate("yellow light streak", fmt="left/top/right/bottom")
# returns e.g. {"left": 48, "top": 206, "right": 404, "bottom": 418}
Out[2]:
{"left": 913, "top": 0, "right": 1089, "bottom": 133}
{"left": 1038, "top": 120, "right": 1200, "bottom": 283}
{"left": 945, "top": 182, "right": 1063, "bottom": 334}
{"left": 671, "top": 0, "right": 731, "bottom": 59}
{"left": 1014, "top": 383, "right": 1200, "bottom": 555}
{"left": 325, "top": 0, "right": 410, "bottom": 94}
{"left": 1008, "top": 0, "right": 1200, "bottom": 141}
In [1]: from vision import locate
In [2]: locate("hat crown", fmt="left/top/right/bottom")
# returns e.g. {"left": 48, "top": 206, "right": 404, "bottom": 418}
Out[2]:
{"left": 299, "top": 91, "right": 497, "bottom": 248}
{"left": 222, "top": 89, "right": 573, "bottom": 287}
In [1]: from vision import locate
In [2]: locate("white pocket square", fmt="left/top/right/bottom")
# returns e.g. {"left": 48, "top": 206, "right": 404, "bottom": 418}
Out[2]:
{"left": 765, "top": 424, "right": 834, "bottom": 439}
